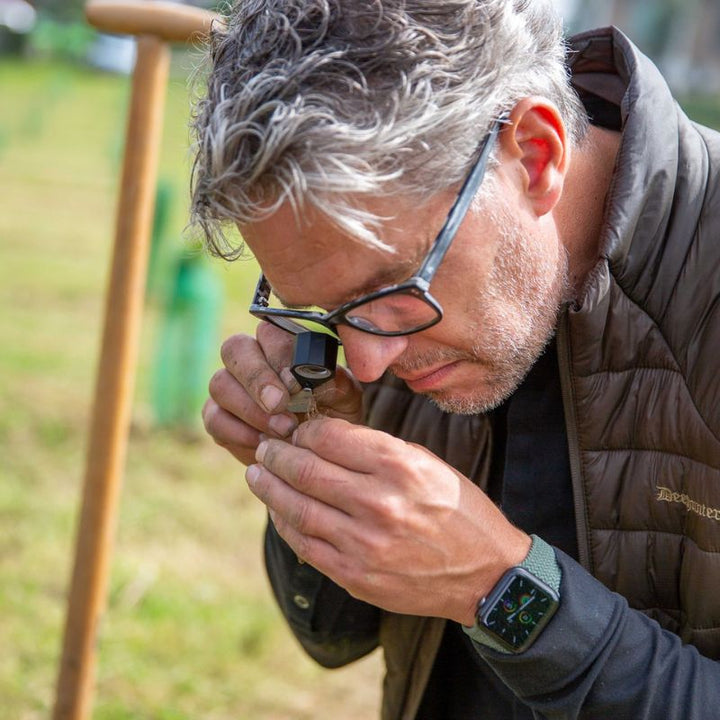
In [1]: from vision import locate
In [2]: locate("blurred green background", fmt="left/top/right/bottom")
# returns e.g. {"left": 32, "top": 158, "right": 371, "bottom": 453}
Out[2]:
{"left": 0, "top": 13, "right": 382, "bottom": 720}
{"left": 1, "top": 1, "right": 718, "bottom": 719}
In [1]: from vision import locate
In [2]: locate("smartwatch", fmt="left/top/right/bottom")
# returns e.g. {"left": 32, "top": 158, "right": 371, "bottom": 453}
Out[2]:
{"left": 464, "top": 535, "right": 560, "bottom": 654}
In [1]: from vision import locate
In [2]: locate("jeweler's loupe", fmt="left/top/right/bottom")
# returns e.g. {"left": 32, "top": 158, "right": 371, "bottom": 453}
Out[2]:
{"left": 290, "top": 331, "right": 339, "bottom": 389}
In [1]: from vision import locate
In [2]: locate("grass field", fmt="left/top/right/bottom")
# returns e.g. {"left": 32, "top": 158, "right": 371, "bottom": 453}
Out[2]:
{"left": 0, "top": 57, "right": 381, "bottom": 719}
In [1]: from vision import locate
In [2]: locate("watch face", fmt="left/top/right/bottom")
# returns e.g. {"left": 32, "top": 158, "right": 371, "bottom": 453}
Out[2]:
{"left": 481, "top": 570, "right": 558, "bottom": 652}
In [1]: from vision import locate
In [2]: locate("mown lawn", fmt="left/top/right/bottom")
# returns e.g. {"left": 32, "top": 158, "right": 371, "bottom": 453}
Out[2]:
{"left": 0, "top": 57, "right": 381, "bottom": 719}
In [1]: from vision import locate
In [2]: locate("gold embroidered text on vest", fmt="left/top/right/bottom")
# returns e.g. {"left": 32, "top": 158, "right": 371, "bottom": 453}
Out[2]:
{"left": 656, "top": 486, "right": 720, "bottom": 521}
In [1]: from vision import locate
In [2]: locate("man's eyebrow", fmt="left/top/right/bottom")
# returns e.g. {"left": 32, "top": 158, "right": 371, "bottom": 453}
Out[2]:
{"left": 271, "top": 258, "right": 419, "bottom": 311}
{"left": 333, "top": 265, "right": 413, "bottom": 306}
{"left": 269, "top": 228, "right": 434, "bottom": 310}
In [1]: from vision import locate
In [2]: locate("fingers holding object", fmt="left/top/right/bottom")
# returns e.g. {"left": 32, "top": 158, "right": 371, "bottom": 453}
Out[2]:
{"left": 291, "top": 416, "right": 402, "bottom": 474}
{"left": 254, "top": 437, "right": 362, "bottom": 512}
{"left": 313, "top": 365, "right": 363, "bottom": 421}
{"left": 245, "top": 456, "right": 351, "bottom": 549}
{"left": 267, "top": 507, "right": 342, "bottom": 575}
{"left": 208, "top": 367, "right": 298, "bottom": 439}
{"left": 220, "top": 329, "right": 293, "bottom": 414}
{"left": 201, "top": 398, "right": 261, "bottom": 465}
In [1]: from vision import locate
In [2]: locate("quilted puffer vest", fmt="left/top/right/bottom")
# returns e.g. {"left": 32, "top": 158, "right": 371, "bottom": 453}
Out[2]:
{"left": 363, "top": 27, "right": 720, "bottom": 720}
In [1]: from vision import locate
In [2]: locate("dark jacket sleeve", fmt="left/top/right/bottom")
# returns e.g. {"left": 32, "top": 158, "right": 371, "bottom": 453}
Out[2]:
{"left": 264, "top": 517, "right": 380, "bottom": 668}
{"left": 474, "top": 550, "right": 719, "bottom": 719}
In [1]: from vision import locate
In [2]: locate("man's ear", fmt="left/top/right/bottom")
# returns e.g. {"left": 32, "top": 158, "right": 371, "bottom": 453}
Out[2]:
{"left": 498, "top": 98, "right": 568, "bottom": 217}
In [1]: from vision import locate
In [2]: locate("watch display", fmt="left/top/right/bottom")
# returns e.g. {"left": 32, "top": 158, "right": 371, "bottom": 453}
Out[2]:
{"left": 477, "top": 566, "right": 559, "bottom": 653}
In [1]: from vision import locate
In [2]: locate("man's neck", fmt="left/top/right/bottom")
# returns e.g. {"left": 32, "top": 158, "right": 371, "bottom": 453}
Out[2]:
{"left": 556, "top": 124, "right": 622, "bottom": 295}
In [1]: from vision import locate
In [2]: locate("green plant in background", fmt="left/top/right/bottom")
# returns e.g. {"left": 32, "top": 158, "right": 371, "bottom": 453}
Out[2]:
{"left": 31, "top": 0, "right": 87, "bottom": 23}
{"left": 152, "top": 247, "right": 223, "bottom": 431}
{"left": 28, "top": 16, "right": 96, "bottom": 62}
{"left": 146, "top": 179, "right": 225, "bottom": 432}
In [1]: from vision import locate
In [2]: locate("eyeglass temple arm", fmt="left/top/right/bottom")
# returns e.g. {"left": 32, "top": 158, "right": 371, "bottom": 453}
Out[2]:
{"left": 415, "top": 116, "right": 505, "bottom": 282}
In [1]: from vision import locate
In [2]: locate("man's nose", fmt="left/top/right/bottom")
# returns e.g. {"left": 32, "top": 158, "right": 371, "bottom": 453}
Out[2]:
{"left": 337, "top": 326, "right": 409, "bottom": 383}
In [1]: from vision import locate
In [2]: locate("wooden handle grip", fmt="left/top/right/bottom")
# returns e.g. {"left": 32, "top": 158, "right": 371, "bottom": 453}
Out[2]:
{"left": 85, "top": 0, "right": 220, "bottom": 43}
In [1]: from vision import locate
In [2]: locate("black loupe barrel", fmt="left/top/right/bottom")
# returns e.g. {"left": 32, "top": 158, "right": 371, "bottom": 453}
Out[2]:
{"left": 290, "top": 331, "right": 339, "bottom": 389}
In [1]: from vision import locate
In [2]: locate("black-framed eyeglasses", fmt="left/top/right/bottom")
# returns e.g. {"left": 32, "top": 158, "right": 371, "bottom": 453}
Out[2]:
{"left": 250, "top": 116, "right": 504, "bottom": 339}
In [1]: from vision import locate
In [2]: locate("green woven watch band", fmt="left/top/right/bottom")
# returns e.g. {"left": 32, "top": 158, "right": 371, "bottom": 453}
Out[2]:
{"left": 463, "top": 535, "right": 561, "bottom": 653}
{"left": 519, "top": 534, "right": 561, "bottom": 593}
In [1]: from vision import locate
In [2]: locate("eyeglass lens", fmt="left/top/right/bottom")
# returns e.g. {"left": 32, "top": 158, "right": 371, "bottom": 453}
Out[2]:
{"left": 344, "top": 289, "right": 440, "bottom": 333}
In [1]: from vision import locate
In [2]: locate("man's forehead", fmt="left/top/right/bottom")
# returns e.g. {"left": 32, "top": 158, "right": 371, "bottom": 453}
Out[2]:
{"left": 317, "top": 254, "right": 422, "bottom": 306}
{"left": 268, "top": 237, "right": 426, "bottom": 309}
{"left": 242, "top": 196, "right": 442, "bottom": 306}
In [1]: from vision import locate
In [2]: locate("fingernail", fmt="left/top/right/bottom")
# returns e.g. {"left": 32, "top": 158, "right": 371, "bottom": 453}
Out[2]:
{"left": 260, "top": 385, "right": 284, "bottom": 413}
{"left": 246, "top": 464, "right": 260, "bottom": 487}
{"left": 268, "top": 413, "right": 297, "bottom": 438}
{"left": 255, "top": 441, "right": 267, "bottom": 463}
{"left": 280, "top": 366, "right": 301, "bottom": 393}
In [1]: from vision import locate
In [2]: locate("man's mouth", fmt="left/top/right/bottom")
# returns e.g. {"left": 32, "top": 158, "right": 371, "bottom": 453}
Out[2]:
{"left": 394, "top": 360, "right": 463, "bottom": 391}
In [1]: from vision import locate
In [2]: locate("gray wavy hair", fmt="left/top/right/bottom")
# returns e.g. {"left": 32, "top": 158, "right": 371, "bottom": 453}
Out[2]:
{"left": 190, "top": 0, "right": 587, "bottom": 258}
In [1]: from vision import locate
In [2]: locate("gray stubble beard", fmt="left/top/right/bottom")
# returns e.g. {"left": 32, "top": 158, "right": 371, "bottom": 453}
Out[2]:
{"left": 422, "top": 203, "right": 572, "bottom": 416}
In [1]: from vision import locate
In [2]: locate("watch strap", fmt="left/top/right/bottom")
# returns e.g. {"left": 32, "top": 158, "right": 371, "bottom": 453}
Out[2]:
{"left": 463, "top": 535, "right": 561, "bottom": 653}
{"left": 519, "top": 534, "right": 561, "bottom": 593}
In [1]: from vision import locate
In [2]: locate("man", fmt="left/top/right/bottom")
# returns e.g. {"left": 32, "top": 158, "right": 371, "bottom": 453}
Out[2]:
{"left": 191, "top": 1, "right": 720, "bottom": 717}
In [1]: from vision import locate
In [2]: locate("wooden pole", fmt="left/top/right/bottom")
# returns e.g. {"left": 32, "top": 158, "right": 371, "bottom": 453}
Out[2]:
{"left": 53, "top": 4, "right": 218, "bottom": 716}
{"left": 52, "top": 35, "right": 170, "bottom": 720}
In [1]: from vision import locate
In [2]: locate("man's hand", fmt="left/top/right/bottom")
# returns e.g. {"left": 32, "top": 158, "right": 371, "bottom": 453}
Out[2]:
{"left": 246, "top": 416, "right": 531, "bottom": 626}
{"left": 202, "top": 322, "right": 364, "bottom": 466}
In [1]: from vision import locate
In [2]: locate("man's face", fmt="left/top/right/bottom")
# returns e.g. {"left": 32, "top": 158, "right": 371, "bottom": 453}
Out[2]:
{"left": 241, "top": 175, "right": 569, "bottom": 414}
